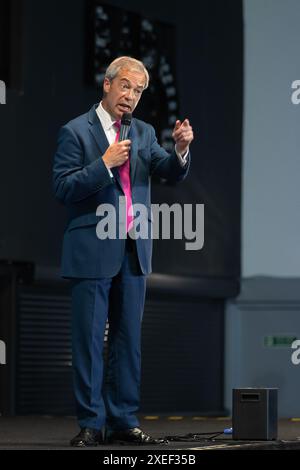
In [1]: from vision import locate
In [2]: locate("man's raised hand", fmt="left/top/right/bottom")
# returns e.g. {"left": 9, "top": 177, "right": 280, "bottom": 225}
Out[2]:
{"left": 172, "top": 119, "right": 194, "bottom": 155}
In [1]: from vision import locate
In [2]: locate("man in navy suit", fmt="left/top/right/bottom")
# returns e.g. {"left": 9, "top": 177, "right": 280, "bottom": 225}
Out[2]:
{"left": 53, "top": 57, "right": 193, "bottom": 446}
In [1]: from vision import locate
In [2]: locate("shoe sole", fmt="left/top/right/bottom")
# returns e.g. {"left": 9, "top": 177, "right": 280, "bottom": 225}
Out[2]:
{"left": 105, "top": 439, "right": 166, "bottom": 446}
{"left": 70, "top": 441, "right": 103, "bottom": 447}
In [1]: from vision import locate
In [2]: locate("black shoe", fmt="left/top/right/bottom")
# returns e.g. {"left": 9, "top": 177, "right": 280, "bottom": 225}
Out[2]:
{"left": 105, "top": 427, "right": 168, "bottom": 445}
{"left": 70, "top": 427, "right": 103, "bottom": 447}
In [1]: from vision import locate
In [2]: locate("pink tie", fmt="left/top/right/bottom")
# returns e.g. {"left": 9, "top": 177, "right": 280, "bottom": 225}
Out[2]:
{"left": 114, "top": 120, "right": 134, "bottom": 233}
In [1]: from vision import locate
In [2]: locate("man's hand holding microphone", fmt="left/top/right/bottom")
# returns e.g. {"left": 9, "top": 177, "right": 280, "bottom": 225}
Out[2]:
{"left": 102, "top": 140, "right": 131, "bottom": 169}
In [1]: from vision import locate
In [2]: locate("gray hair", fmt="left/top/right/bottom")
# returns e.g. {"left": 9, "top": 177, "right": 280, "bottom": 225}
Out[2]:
{"left": 105, "top": 56, "right": 149, "bottom": 89}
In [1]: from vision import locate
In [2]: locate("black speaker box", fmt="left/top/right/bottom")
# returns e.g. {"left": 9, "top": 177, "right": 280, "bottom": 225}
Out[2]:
{"left": 232, "top": 388, "right": 278, "bottom": 440}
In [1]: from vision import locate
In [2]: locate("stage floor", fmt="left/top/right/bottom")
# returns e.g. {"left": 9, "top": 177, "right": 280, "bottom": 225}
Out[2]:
{"left": 0, "top": 415, "right": 300, "bottom": 450}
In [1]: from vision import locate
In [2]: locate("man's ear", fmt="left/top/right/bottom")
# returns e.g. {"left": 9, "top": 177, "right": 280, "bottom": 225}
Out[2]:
{"left": 103, "top": 77, "right": 111, "bottom": 94}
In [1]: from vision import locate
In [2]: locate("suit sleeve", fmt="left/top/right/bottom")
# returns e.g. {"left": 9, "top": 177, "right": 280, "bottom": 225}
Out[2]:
{"left": 53, "top": 125, "right": 113, "bottom": 205}
{"left": 149, "top": 125, "right": 190, "bottom": 182}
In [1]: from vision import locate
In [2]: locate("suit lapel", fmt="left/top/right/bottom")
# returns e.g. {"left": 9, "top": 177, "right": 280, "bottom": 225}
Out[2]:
{"left": 129, "top": 120, "right": 138, "bottom": 185}
{"left": 88, "top": 104, "right": 122, "bottom": 187}
{"left": 88, "top": 105, "right": 109, "bottom": 155}
{"left": 87, "top": 105, "right": 138, "bottom": 190}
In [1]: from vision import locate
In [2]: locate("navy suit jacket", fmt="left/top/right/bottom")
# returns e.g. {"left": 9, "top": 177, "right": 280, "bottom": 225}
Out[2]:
{"left": 53, "top": 104, "right": 190, "bottom": 278}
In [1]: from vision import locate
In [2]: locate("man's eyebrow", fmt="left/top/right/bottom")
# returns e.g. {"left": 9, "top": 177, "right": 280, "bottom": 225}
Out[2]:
{"left": 120, "top": 78, "right": 144, "bottom": 89}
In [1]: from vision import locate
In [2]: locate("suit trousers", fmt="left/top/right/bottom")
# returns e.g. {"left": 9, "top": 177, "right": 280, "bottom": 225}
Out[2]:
{"left": 70, "top": 238, "right": 147, "bottom": 431}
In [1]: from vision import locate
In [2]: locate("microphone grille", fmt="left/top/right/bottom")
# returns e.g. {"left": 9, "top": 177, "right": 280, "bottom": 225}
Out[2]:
{"left": 121, "top": 112, "right": 132, "bottom": 126}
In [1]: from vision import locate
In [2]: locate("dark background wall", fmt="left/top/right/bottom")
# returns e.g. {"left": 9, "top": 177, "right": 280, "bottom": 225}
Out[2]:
{"left": 0, "top": 0, "right": 243, "bottom": 280}
{"left": 0, "top": 0, "right": 242, "bottom": 417}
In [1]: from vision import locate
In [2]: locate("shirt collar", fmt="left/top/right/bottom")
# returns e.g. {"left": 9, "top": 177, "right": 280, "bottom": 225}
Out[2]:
{"left": 95, "top": 101, "right": 117, "bottom": 131}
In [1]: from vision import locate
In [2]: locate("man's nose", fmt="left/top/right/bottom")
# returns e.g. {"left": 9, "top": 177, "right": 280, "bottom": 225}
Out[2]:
{"left": 124, "top": 88, "right": 135, "bottom": 100}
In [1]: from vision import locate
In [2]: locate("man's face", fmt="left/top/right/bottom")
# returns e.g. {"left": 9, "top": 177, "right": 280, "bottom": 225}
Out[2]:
{"left": 102, "top": 68, "right": 146, "bottom": 120}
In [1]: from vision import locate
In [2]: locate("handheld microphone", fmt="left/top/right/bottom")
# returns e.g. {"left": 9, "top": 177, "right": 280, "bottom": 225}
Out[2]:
{"left": 119, "top": 112, "right": 132, "bottom": 141}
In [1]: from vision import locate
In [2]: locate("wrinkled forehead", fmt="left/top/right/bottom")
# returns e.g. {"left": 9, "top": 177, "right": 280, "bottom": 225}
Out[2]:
{"left": 116, "top": 67, "right": 146, "bottom": 88}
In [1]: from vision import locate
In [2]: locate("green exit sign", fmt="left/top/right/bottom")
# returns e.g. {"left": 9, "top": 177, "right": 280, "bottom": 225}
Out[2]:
{"left": 0, "top": 80, "right": 6, "bottom": 104}
{"left": 264, "top": 336, "right": 297, "bottom": 348}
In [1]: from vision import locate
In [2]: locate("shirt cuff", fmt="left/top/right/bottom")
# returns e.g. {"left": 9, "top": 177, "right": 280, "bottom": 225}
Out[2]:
{"left": 175, "top": 145, "right": 189, "bottom": 167}
{"left": 102, "top": 160, "right": 114, "bottom": 178}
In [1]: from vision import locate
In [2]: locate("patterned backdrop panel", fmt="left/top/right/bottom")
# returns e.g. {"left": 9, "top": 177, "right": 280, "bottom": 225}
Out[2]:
{"left": 86, "top": 1, "right": 179, "bottom": 151}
